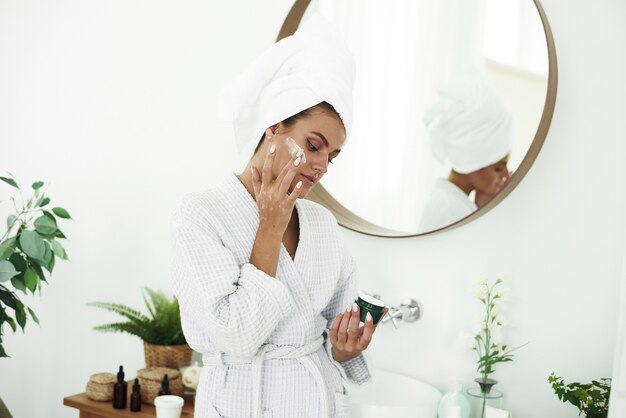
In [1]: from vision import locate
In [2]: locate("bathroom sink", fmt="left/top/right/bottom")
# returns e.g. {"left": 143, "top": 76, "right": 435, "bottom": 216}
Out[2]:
{"left": 347, "top": 369, "right": 442, "bottom": 418}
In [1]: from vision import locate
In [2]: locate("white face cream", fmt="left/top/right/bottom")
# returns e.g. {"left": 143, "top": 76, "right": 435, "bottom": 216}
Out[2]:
{"left": 358, "top": 291, "right": 386, "bottom": 308}
{"left": 285, "top": 137, "right": 307, "bottom": 163}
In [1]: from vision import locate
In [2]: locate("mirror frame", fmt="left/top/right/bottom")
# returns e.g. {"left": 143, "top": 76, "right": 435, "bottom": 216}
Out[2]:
{"left": 277, "top": 0, "right": 558, "bottom": 238}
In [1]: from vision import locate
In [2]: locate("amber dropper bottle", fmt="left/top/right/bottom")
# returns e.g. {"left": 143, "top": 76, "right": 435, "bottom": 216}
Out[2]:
{"left": 158, "top": 374, "right": 171, "bottom": 396}
{"left": 130, "top": 378, "right": 141, "bottom": 412}
{"left": 112, "top": 365, "right": 127, "bottom": 409}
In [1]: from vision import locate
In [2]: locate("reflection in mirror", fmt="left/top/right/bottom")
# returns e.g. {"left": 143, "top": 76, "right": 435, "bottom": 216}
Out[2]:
{"left": 299, "top": 0, "right": 550, "bottom": 235}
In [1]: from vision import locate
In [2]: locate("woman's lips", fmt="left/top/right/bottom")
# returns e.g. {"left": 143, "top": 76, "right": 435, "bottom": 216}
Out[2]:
{"left": 301, "top": 174, "right": 316, "bottom": 185}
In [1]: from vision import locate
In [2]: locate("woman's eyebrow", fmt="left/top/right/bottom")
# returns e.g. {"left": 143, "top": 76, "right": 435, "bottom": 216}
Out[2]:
{"left": 309, "top": 131, "right": 341, "bottom": 154}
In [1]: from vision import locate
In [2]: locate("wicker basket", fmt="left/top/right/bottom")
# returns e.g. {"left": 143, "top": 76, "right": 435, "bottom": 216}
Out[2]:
{"left": 137, "top": 367, "right": 184, "bottom": 405}
{"left": 143, "top": 342, "right": 192, "bottom": 369}
{"left": 85, "top": 372, "right": 116, "bottom": 401}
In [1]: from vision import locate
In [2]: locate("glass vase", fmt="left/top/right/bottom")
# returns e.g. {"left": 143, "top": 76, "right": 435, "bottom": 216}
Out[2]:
{"left": 466, "top": 378, "right": 504, "bottom": 418}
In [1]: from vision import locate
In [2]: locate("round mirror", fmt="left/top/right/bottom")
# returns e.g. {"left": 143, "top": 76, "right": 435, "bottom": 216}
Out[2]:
{"left": 278, "top": 0, "right": 557, "bottom": 237}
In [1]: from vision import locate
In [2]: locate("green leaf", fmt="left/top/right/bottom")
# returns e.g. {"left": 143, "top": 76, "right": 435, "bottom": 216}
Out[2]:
{"left": 0, "top": 237, "right": 17, "bottom": 260}
{"left": 0, "top": 260, "right": 20, "bottom": 283}
{"left": 49, "top": 239, "right": 69, "bottom": 260}
{"left": 0, "top": 176, "right": 18, "bottom": 189}
{"left": 32, "top": 181, "right": 44, "bottom": 190}
{"left": 10, "top": 274, "right": 26, "bottom": 293}
{"left": 15, "top": 305, "right": 26, "bottom": 331}
{"left": 6, "top": 214, "right": 17, "bottom": 231}
{"left": 5, "top": 315, "right": 17, "bottom": 332}
{"left": 52, "top": 207, "right": 71, "bottom": 219}
{"left": 43, "top": 242, "right": 54, "bottom": 273}
{"left": 0, "top": 287, "right": 18, "bottom": 310}
{"left": 54, "top": 229, "right": 66, "bottom": 239}
{"left": 19, "top": 231, "right": 46, "bottom": 260}
{"left": 24, "top": 268, "right": 39, "bottom": 293}
{"left": 27, "top": 307, "right": 39, "bottom": 325}
{"left": 30, "top": 261, "right": 46, "bottom": 283}
{"left": 34, "top": 215, "right": 57, "bottom": 236}
{"left": 39, "top": 197, "right": 50, "bottom": 207}
{"left": 9, "top": 253, "right": 26, "bottom": 272}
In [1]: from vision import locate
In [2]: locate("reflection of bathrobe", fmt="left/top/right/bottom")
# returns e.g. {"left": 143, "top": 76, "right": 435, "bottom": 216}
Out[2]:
{"left": 418, "top": 178, "right": 477, "bottom": 233}
{"left": 169, "top": 173, "right": 370, "bottom": 418}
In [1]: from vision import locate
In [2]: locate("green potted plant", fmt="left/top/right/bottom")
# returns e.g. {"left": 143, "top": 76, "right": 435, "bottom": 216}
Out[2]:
{"left": 0, "top": 173, "right": 72, "bottom": 357}
{"left": 548, "top": 372, "right": 611, "bottom": 418}
{"left": 0, "top": 173, "right": 72, "bottom": 417}
{"left": 88, "top": 287, "right": 192, "bottom": 369}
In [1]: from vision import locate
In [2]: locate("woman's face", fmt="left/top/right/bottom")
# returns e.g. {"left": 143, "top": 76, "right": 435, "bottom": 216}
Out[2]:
{"left": 468, "top": 155, "right": 511, "bottom": 196}
{"left": 264, "top": 110, "right": 346, "bottom": 198}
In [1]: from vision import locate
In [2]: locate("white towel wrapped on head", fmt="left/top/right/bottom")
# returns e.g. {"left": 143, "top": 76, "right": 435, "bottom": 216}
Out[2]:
{"left": 219, "top": 14, "right": 356, "bottom": 154}
{"left": 423, "top": 74, "right": 513, "bottom": 174}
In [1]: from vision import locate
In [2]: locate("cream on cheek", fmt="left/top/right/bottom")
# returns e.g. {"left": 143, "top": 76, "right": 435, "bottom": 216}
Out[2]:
{"left": 284, "top": 136, "right": 307, "bottom": 163}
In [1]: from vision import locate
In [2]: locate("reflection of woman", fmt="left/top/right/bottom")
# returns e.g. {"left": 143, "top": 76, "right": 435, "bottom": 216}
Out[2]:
{"left": 418, "top": 75, "right": 514, "bottom": 233}
{"left": 170, "top": 16, "right": 383, "bottom": 418}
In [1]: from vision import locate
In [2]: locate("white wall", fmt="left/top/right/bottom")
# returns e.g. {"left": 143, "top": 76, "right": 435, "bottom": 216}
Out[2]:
{"left": 0, "top": 1, "right": 624, "bottom": 418}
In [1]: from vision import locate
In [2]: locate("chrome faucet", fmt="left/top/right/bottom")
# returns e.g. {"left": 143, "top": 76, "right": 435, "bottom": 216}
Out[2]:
{"left": 373, "top": 295, "right": 422, "bottom": 329}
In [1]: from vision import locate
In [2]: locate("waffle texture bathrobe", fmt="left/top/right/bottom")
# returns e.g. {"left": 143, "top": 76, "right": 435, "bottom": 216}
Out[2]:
{"left": 170, "top": 173, "right": 371, "bottom": 418}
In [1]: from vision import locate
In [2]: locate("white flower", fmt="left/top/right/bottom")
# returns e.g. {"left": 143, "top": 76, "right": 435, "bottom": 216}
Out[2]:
{"left": 478, "top": 277, "right": 488, "bottom": 286}
{"left": 488, "top": 322, "right": 501, "bottom": 334}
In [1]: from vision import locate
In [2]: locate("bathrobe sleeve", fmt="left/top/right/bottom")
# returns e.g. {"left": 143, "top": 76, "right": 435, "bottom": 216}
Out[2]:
{"left": 169, "top": 195, "right": 297, "bottom": 359}
{"left": 321, "top": 239, "right": 372, "bottom": 385}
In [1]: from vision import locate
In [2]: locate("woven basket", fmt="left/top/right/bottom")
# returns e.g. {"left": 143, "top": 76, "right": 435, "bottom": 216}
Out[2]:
{"left": 137, "top": 367, "right": 184, "bottom": 405}
{"left": 85, "top": 372, "right": 116, "bottom": 401}
{"left": 143, "top": 342, "right": 192, "bottom": 369}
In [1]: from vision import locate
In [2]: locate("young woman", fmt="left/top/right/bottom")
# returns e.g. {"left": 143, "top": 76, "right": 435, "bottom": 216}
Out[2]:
{"left": 170, "top": 15, "right": 385, "bottom": 418}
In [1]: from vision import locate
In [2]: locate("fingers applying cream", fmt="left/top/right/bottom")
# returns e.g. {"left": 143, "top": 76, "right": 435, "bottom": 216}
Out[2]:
{"left": 285, "top": 137, "right": 307, "bottom": 163}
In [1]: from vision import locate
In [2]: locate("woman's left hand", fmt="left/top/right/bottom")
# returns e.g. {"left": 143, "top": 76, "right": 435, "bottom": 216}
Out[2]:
{"left": 329, "top": 303, "right": 388, "bottom": 363}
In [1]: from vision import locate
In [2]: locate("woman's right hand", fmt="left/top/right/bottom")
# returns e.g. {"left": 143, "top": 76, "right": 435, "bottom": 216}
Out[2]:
{"left": 250, "top": 128, "right": 304, "bottom": 235}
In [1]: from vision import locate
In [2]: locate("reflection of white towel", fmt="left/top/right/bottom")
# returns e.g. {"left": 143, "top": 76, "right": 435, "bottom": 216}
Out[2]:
{"left": 219, "top": 14, "right": 356, "bottom": 153}
{"left": 423, "top": 74, "right": 513, "bottom": 174}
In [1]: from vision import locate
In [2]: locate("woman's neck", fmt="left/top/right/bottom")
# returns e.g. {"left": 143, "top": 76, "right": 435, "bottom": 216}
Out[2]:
{"left": 447, "top": 171, "right": 474, "bottom": 195}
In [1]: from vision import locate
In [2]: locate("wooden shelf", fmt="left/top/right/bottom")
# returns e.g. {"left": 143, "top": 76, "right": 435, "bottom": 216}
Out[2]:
{"left": 63, "top": 384, "right": 195, "bottom": 418}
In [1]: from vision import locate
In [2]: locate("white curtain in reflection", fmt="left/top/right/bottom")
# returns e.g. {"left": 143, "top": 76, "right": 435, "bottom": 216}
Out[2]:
{"left": 307, "top": 0, "right": 487, "bottom": 232}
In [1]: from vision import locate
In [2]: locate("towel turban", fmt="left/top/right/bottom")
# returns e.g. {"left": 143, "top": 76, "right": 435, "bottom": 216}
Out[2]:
{"left": 219, "top": 14, "right": 356, "bottom": 154}
{"left": 423, "top": 74, "right": 514, "bottom": 174}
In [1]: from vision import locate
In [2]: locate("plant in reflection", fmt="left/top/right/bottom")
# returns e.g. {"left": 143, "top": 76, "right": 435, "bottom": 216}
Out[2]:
{"left": 472, "top": 276, "right": 527, "bottom": 418}
{"left": 548, "top": 373, "right": 611, "bottom": 418}
{"left": 0, "top": 173, "right": 72, "bottom": 358}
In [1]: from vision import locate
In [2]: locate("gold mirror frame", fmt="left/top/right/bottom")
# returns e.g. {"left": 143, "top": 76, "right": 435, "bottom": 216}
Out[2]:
{"left": 278, "top": 0, "right": 558, "bottom": 238}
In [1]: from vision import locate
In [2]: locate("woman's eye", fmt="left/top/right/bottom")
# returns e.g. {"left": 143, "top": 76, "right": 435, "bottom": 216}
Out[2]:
{"left": 307, "top": 140, "right": 318, "bottom": 152}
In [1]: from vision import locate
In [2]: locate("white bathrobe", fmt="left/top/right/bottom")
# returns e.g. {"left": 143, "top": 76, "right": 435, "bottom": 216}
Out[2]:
{"left": 169, "top": 173, "right": 371, "bottom": 418}
{"left": 418, "top": 178, "right": 478, "bottom": 233}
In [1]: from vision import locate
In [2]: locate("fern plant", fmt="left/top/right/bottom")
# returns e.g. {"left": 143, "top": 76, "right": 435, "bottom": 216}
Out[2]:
{"left": 88, "top": 287, "right": 186, "bottom": 346}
